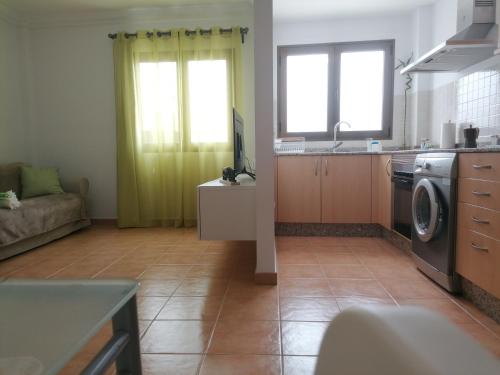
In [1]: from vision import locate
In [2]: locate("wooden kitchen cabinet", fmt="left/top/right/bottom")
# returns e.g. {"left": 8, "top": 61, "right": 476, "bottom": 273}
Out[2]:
{"left": 371, "top": 154, "right": 392, "bottom": 229}
{"left": 456, "top": 153, "right": 500, "bottom": 298}
{"left": 277, "top": 156, "right": 321, "bottom": 223}
{"left": 321, "top": 155, "right": 372, "bottom": 223}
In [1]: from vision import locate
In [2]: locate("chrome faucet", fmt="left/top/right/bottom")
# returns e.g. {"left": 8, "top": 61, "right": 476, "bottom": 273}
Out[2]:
{"left": 333, "top": 121, "right": 351, "bottom": 151}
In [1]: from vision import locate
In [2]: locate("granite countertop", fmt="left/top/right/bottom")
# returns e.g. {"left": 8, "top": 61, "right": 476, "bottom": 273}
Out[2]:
{"left": 274, "top": 146, "right": 500, "bottom": 156}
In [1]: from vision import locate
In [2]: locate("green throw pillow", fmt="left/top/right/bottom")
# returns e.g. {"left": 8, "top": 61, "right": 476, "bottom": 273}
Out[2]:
{"left": 21, "top": 166, "right": 64, "bottom": 199}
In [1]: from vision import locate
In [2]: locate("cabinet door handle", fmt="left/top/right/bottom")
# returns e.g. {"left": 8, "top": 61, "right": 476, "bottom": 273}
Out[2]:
{"left": 471, "top": 242, "right": 489, "bottom": 252}
{"left": 473, "top": 164, "right": 492, "bottom": 170}
{"left": 472, "top": 216, "right": 490, "bottom": 224}
{"left": 385, "top": 158, "right": 391, "bottom": 177}
{"left": 472, "top": 191, "right": 491, "bottom": 197}
{"left": 315, "top": 160, "right": 319, "bottom": 176}
{"left": 325, "top": 159, "right": 328, "bottom": 176}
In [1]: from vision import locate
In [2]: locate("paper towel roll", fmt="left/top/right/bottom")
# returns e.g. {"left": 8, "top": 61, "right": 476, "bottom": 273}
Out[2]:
{"left": 440, "top": 121, "right": 456, "bottom": 149}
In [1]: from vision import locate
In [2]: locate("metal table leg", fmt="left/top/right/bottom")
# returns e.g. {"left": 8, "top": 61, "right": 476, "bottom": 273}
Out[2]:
{"left": 112, "top": 295, "right": 142, "bottom": 375}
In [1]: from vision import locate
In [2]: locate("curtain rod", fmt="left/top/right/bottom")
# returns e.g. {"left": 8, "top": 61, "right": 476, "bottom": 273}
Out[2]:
{"left": 107, "top": 27, "right": 249, "bottom": 44}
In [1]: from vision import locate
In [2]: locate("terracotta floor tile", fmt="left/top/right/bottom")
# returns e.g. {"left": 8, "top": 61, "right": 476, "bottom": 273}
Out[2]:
{"left": 397, "top": 298, "right": 476, "bottom": 324}
{"left": 226, "top": 279, "right": 278, "bottom": 298}
{"left": 209, "top": 320, "right": 281, "bottom": 355}
{"left": 321, "top": 264, "right": 372, "bottom": 279}
{"left": 141, "top": 354, "right": 202, "bottom": 375}
{"left": 336, "top": 296, "right": 397, "bottom": 310}
{"left": 366, "top": 263, "right": 422, "bottom": 280}
{"left": 157, "top": 297, "right": 223, "bottom": 320}
{"left": 50, "top": 263, "right": 108, "bottom": 279}
{"left": 141, "top": 321, "right": 214, "bottom": 354}
{"left": 199, "top": 354, "right": 281, "bottom": 375}
{"left": 138, "top": 279, "right": 182, "bottom": 297}
{"left": 379, "top": 278, "right": 447, "bottom": 299}
{"left": 139, "top": 320, "right": 152, "bottom": 337}
{"left": 277, "top": 250, "right": 319, "bottom": 265}
{"left": 279, "top": 278, "right": 332, "bottom": 298}
{"left": 141, "top": 265, "right": 193, "bottom": 280}
{"left": 453, "top": 297, "right": 500, "bottom": 336}
{"left": 187, "top": 265, "right": 232, "bottom": 278}
{"left": 280, "top": 297, "right": 340, "bottom": 322}
{"left": 3, "top": 226, "right": 499, "bottom": 373}
{"left": 8, "top": 260, "right": 73, "bottom": 278}
{"left": 328, "top": 279, "right": 391, "bottom": 298}
{"left": 283, "top": 356, "right": 317, "bottom": 375}
{"left": 174, "top": 278, "right": 229, "bottom": 297}
{"left": 157, "top": 253, "right": 205, "bottom": 265}
{"left": 314, "top": 252, "right": 360, "bottom": 265}
{"left": 93, "top": 263, "right": 147, "bottom": 279}
{"left": 137, "top": 297, "right": 168, "bottom": 320}
{"left": 219, "top": 293, "right": 279, "bottom": 321}
{"left": 281, "top": 321, "right": 329, "bottom": 356}
{"left": 456, "top": 323, "right": 500, "bottom": 357}
{"left": 279, "top": 264, "right": 325, "bottom": 278}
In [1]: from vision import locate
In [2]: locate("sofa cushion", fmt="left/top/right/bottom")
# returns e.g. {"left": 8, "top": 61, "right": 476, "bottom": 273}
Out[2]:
{"left": 0, "top": 163, "right": 25, "bottom": 198}
{"left": 0, "top": 193, "right": 85, "bottom": 246}
{"left": 21, "top": 166, "right": 64, "bottom": 199}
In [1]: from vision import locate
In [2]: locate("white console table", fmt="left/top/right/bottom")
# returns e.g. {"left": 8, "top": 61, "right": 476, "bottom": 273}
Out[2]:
{"left": 197, "top": 176, "right": 256, "bottom": 240}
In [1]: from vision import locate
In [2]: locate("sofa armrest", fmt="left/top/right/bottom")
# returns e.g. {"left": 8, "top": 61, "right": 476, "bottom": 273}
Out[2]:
{"left": 63, "top": 178, "right": 90, "bottom": 198}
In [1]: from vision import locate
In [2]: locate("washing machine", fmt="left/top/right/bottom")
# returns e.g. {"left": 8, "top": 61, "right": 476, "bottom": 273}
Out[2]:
{"left": 411, "top": 153, "right": 460, "bottom": 292}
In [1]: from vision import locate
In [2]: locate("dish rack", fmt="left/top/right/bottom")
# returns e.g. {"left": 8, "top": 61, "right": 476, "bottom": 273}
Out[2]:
{"left": 274, "top": 137, "right": 306, "bottom": 154}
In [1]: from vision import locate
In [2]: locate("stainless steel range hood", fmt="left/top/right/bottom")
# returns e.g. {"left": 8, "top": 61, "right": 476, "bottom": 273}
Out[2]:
{"left": 401, "top": 0, "right": 498, "bottom": 74}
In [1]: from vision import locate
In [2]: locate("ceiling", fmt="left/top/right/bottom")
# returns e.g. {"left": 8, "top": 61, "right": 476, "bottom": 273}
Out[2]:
{"left": 3, "top": 0, "right": 437, "bottom": 21}
{"left": 275, "top": 0, "right": 437, "bottom": 21}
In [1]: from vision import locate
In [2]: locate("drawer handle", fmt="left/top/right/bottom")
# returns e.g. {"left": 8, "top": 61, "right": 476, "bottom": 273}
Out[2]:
{"left": 471, "top": 242, "right": 489, "bottom": 252}
{"left": 472, "top": 164, "right": 493, "bottom": 170}
{"left": 315, "top": 160, "right": 319, "bottom": 176}
{"left": 472, "top": 191, "right": 491, "bottom": 197}
{"left": 472, "top": 216, "right": 490, "bottom": 224}
{"left": 325, "top": 158, "right": 328, "bottom": 176}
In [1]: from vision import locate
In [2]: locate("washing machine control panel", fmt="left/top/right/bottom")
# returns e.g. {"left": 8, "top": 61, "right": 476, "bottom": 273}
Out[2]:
{"left": 414, "top": 153, "right": 457, "bottom": 178}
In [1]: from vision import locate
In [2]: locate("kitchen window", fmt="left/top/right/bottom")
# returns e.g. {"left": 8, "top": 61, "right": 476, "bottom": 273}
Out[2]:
{"left": 278, "top": 40, "right": 395, "bottom": 141}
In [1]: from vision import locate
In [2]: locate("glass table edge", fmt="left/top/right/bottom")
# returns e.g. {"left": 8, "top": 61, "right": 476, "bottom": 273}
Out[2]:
{"left": 0, "top": 278, "right": 140, "bottom": 375}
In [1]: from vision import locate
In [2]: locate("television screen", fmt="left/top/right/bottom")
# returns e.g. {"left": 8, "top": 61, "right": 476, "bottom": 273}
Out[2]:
{"left": 233, "top": 108, "right": 245, "bottom": 174}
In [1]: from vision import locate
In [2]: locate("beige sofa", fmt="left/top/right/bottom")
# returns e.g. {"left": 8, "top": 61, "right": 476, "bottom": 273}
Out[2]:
{"left": 0, "top": 163, "right": 91, "bottom": 260}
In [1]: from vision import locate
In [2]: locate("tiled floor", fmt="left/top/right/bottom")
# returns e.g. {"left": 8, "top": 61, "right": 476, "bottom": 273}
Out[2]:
{"left": 1, "top": 225, "right": 499, "bottom": 374}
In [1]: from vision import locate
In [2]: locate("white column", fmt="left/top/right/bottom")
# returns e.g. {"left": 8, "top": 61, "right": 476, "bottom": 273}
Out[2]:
{"left": 253, "top": 0, "right": 277, "bottom": 283}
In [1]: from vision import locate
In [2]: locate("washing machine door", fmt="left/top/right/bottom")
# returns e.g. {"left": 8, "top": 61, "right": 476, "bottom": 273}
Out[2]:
{"left": 412, "top": 178, "right": 440, "bottom": 242}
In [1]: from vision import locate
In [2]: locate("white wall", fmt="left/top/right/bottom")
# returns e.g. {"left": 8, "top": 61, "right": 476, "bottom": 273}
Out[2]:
{"left": 24, "top": 4, "right": 254, "bottom": 218}
{"left": 275, "top": 13, "right": 414, "bottom": 148}
{"left": 0, "top": 12, "right": 30, "bottom": 163}
{"left": 254, "top": 0, "right": 276, "bottom": 278}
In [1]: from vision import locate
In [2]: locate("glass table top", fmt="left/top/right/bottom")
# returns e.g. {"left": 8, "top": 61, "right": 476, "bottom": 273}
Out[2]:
{"left": 0, "top": 279, "right": 139, "bottom": 375}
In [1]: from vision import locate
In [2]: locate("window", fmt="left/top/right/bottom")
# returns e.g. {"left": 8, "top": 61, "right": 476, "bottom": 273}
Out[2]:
{"left": 136, "top": 59, "right": 230, "bottom": 147}
{"left": 137, "top": 61, "right": 179, "bottom": 146}
{"left": 188, "top": 60, "right": 229, "bottom": 143}
{"left": 278, "top": 40, "right": 394, "bottom": 141}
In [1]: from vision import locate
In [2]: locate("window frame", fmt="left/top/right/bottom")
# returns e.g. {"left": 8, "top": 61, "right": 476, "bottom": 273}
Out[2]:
{"left": 278, "top": 39, "right": 395, "bottom": 141}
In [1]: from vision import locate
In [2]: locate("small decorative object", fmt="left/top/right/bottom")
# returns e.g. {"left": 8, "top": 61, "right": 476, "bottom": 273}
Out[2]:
{"left": 464, "top": 125, "right": 479, "bottom": 148}
{"left": 420, "top": 139, "right": 431, "bottom": 150}
{"left": 0, "top": 190, "right": 21, "bottom": 209}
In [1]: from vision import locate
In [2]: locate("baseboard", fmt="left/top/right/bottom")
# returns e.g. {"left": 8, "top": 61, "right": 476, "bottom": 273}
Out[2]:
{"left": 461, "top": 277, "right": 500, "bottom": 323}
{"left": 91, "top": 218, "right": 118, "bottom": 226}
{"left": 255, "top": 272, "right": 278, "bottom": 285}
{"left": 275, "top": 223, "right": 382, "bottom": 237}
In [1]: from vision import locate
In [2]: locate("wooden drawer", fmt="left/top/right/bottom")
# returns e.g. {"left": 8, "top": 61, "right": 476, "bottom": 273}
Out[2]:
{"left": 458, "top": 178, "right": 500, "bottom": 210}
{"left": 459, "top": 153, "right": 500, "bottom": 181}
{"left": 456, "top": 229, "right": 500, "bottom": 298}
{"left": 458, "top": 202, "right": 500, "bottom": 241}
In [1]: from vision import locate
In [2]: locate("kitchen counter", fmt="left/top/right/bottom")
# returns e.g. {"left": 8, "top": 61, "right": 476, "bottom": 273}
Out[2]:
{"left": 274, "top": 146, "right": 500, "bottom": 156}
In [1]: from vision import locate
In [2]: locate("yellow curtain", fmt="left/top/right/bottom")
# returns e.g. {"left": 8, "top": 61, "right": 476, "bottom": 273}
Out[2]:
{"left": 113, "top": 28, "right": 243, "bottom": 228}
